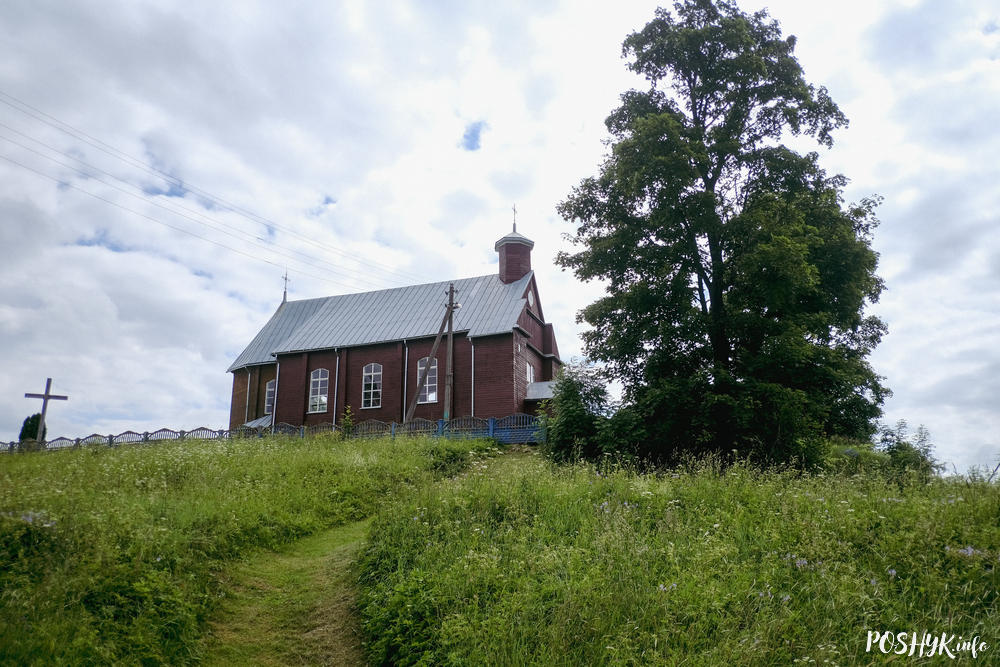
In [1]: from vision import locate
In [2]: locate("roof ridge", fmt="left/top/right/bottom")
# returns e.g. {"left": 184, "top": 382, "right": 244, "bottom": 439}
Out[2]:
{"left": 282, "top": 272, "right": 501, "bottom": 304}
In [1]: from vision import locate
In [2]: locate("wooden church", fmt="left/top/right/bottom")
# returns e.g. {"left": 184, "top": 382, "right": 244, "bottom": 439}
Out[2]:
{"left": 228, "top": 227, "right": 562, "bottom": 430}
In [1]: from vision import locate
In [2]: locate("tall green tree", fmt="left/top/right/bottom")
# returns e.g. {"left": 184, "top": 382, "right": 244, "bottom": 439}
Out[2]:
{"left": 558, "top": 0, "right": 888, "bottom": 463}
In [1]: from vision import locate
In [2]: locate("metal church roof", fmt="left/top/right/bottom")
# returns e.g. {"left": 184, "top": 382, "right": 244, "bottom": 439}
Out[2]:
{"left": 227, "top": 296, "right": 329, "bottom": 372}
{"left": 228, "top": 272, "right": 534, "bottom": 372}
{"left": 243, "top": 414, "right": 273, "bottom": 428}
{"left": 494, "top": 229, "right": 534, "bottom": 251}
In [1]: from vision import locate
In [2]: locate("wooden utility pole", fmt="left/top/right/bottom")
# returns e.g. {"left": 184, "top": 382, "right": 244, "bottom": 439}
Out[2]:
{"left": 444, "top": 283, "right": 455, "bottom": 420}
{"left": 24, "top": 378, "right": 68, "bottom": 442}
{"left": 404, "top": 286, "right": 457, "bottom": 423}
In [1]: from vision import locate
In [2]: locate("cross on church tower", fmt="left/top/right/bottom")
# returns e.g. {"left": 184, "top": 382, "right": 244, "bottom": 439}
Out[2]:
{"left": 24, "top": 378, "right": 68, "bottom": 442}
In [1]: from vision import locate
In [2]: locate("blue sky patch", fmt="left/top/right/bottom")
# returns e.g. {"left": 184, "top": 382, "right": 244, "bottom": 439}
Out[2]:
{"left": 142, "top": 179, "right": 187, "bottom": 198}
{"left": 309, "top": 195, "right": 338, "bottom": 217}
{"left": 461, "top": 121, "right": 487, "bottom": 151}
{"left": 75, "top": 229, "right": 128, "bottom": 253}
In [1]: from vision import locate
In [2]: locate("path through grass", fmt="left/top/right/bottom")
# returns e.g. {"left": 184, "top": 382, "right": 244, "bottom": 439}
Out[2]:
{"left": 1, "top": 435, "right": 498, "bottom": 663}
{"left": 201, "top": 519, "right": 368, "bottom": 666}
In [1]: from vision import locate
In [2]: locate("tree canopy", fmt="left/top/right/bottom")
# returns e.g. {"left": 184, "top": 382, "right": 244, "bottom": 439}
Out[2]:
{"left": 558, "top": 0, "right": 888, "bottom": 463}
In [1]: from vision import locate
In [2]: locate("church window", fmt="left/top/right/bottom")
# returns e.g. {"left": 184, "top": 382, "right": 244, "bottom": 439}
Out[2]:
{"left": 526, "top": 361, "right": 535, "bottom": 384}
{"left": 362, "top": 363, "right": 382, "bottom": 409}
{"left": 264, "top": 379, "right": 276, "bottom": 415}
{"left": 417, "top": 357, "right": 437, "bottom": 403}
{"left": 308, "top": 369, "right": 329, "bottom": 413}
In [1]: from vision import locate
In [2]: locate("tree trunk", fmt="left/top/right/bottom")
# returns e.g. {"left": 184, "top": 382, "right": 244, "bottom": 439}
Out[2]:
{"left": 706, "top": 230, "right": 729, "bottom": 375}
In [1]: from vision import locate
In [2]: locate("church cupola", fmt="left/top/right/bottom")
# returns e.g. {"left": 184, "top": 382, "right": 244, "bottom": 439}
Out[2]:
{"left": 495, "top": 223, "right": 534, "bottom": 284}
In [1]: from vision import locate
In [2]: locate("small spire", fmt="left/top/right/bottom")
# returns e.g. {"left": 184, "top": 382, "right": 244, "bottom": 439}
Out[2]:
{"left": 282, "top": 270, "right": 289, "bottom": 303}
{"left": 512, "top": 203, "right": 517, "bottom": 233}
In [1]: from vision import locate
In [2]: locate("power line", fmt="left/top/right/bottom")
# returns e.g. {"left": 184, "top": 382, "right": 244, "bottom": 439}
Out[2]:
{"left": 0, "top": 98, "right": 427, "bottom": 285}
{"left": 0, "top": 88, "right": 430, "bottom": 285}
{"left": 0, "top": 152, "right": 379, "bottom": 293}
{"left": 0, "top": 131, "right": 411, "bottom": 289}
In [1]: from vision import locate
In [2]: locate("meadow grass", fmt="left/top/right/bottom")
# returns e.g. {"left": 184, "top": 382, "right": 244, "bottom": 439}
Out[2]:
{"left": 358, "top": 451, "right": 1000, "bottom": 665}
{"left": 200, "top": 518, "right": 370, "bottom": 666}
{"left": 0, "top": 434, "right": 498, "bottom": 665}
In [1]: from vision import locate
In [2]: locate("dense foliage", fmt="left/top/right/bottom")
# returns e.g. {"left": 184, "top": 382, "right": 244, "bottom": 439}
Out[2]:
{"left": 358, "top": 453, "right": 998, "bottom": 665}
{"left": 540, "top": 362, "right": 611, "bottom": 461}
{"left": 558, "top": 0, "right": 888, "bottom": 463}
{"left": 877, "top": 420, "right": 944, "bottom": 483}
{"left": 0, "top": 435, "right": 497, "bottom": 664}
{"left": 18, "top": 412, "right": 45, "bottom": 442}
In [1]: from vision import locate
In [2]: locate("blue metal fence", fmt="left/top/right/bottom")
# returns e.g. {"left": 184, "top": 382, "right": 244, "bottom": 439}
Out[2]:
{"left": 3, "top": 414, "right": 544, "bottom": 453}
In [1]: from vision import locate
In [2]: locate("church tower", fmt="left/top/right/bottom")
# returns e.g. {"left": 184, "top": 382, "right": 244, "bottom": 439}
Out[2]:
{"left": 495, "top": 224, "right": 534, "bottom": 284}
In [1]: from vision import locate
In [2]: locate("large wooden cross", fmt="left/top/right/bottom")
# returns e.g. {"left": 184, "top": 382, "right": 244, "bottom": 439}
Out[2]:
{"left": 24, "top": 377, "right": 68, "bottom": 442}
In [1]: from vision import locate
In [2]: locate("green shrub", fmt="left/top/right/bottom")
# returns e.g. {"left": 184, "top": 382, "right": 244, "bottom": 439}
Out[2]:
{"left": 878, "top": 420, "right": 942, "bottom": 483}
{"left": 18, "top": 413, "right": 45, "bottom": 442}
{"left": 540, "top": 362, "right": 610, "bottom": 461}
{"left": 339, "top": 405, "right": 355, "bottom": 438}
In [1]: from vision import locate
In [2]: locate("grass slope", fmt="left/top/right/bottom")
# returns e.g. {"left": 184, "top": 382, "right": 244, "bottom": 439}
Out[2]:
{"left": 201, "top": 519, "right": 368, "bottom": 666}
{"left": 0, "top": 435, "right": 497, "bottom": 664}
{"left": 358, "top": 451, "right": 1000, "bottom": 665}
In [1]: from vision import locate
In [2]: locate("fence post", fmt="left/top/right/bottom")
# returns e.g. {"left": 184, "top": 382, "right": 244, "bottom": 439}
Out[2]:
{"left": 143, "top": 431, "right": 149, "bottom": 442}
{"left": 488, "top": 418, "right": 496, "bottom": 439}
{"left": 179, "top": 430, "right": 186, "bottom": 440}
{"left": 108, "top": 434, "right": 114, "bottom": 447}
{"left": 391, "top": 422, "right": 396, "bottom": 439}
{"left": 300, "top": 426, "right": 306, "bottom": 439}
{"left": 436, "top": 419, "right": 444, "bottom": 437}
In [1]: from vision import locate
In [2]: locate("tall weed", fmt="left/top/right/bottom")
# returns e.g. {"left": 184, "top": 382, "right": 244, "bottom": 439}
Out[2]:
{"left": 358, "top": 453, "right": 999, "bottom": 665}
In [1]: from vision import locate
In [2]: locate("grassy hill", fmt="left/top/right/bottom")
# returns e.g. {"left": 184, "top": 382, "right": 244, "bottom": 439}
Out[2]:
{"left": 0, "top": 435, "right": 497, "bottom": 664}
{"left": 358, "top": 451, "right": 998, "bottom": 665}
{"left": 2, "top": 437, "right": 996, "bottom": 664}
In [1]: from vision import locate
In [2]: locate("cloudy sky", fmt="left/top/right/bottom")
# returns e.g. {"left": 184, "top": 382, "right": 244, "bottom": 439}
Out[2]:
{"left": 1, "top": 0, "right": 997, "bottom": 472}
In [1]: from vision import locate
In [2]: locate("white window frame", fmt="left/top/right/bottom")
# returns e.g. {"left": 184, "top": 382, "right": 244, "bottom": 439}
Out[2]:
{"left": 526, "top": 361, "right": 535, "bottom": 384}
{"left": 417, "top": 356, "right": 438, "bottom": 404}
{"left": 362, "top": 362, "right": 382, "bottom": 409}
{"left": 264, "top": 379, "right": 276, "bottom": 415}
{"left": 308, "top": 368, "right": 329, "bottom": 413}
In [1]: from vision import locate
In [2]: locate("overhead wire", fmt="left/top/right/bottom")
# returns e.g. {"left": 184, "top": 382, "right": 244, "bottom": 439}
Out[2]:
{"left": 0, "top": 88, "right": 431, "bottom": 285}
{"left": 0, "top": 129, "right": 410, "bottom": 290}
{"left": 0, "top": 152, "right": 378, "bottom": 293}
